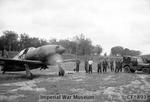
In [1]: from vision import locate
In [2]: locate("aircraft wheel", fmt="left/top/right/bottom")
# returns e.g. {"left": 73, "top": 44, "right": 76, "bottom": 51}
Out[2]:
{"left": 1, "top": 65, "right": 6, "bottom": 74}
{"left": 124, "top": 66, "right": 130, "bottom": 73}
{"left": 1, "top": 63, "right": 7, "bottom": 74}
{"left": 30, "top": 72, "right": 33, "bottom": 77}
{"left": 142, "top": 68, "right": 149, "bottom": 74}
{"left": 59, "top": 69, "right": 65, "bottom": 76}
{"left": 58, "top": 63, "right": 65, "bottom": 76}
{"left": 26, "top": 72, "right": 33, "bottom": 79}
{"left": 2, "top": 70, "right": 5, "bottom": 74}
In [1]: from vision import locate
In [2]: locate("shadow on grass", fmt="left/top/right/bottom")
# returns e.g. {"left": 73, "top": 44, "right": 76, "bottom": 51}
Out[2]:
{"left": 0, "top": 72, "right": 60, "bottom": 84}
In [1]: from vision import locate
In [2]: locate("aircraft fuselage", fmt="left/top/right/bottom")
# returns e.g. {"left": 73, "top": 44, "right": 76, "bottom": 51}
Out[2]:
{"left": 1, "top": 45, "right": 66, "bottom": 72}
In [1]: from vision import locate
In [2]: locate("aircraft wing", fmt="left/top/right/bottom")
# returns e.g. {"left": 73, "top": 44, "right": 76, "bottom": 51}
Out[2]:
{"left": 0, "top": 57, "right": 79, "bottom": 66}
{"left": 0, "top": 58, "right": 43, "bottom": 65}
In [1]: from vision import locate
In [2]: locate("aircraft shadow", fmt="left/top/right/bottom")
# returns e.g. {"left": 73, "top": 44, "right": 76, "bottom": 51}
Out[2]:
{"left": 0, "top": 72, "right": 60, "bottom": 84}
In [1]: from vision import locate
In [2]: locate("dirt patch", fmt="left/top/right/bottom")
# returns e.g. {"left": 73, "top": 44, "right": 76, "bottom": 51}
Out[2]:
{"left": 0, "top": 94, "right": 25, "bottom": 102}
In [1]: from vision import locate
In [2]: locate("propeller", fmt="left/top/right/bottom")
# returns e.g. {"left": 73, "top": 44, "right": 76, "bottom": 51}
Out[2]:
{"left": 46, "top": 54, "right": 65, "bottom": 76}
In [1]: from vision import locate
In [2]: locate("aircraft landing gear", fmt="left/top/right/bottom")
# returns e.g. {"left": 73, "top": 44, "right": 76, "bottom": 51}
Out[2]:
{"left": 58, "top": 63, "right": 65, "bottom": 76}
{"left": 2, "top": 70, "right": 5, "bottom": 74}
{"left": 40, "top": 65, "right": 48, "bottom": 70}
{"left": 24, "top": 64, "right": 33, "bottom": 79}
{"left": 1, "top": 63, "right": 7, "bottom": 74}
{"left": 59, "top": 69, "right": 65, "bottom": 76}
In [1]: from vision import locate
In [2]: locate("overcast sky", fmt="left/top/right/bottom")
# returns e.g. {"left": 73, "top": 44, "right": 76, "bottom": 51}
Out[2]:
{"left": 0, "top": 0, "right": 150, "bottom": 55}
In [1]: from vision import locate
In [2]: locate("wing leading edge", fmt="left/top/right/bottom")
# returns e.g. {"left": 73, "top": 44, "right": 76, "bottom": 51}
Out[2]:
{"left": 0, "top": 58, "right": 43, "bottom": 65}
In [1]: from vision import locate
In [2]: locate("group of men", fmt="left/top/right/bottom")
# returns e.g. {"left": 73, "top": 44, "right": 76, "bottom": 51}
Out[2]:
{"left": 97, "top": 59, "right": 123, "bottom": 73}
{"left": 84, "top": 58, "right": 123, "bottom": 74}
{"left": 74, "top": 57, "right": 123, "bottom": 73}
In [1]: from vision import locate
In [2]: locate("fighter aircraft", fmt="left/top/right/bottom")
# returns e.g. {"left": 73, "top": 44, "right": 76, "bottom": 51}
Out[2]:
{"left": 0, "top": 45, "right": 76, "bottom": 79}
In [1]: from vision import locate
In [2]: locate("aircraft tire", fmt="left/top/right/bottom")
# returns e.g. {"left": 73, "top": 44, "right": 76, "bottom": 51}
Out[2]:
{"left": 2, "top": 65, "right": 7, "bottom": 74}
{"left": 27, "top": 73, "right": 33, "bottom": 79}
{"left": 59, "top": 69, "right": 65, "bottom": 76}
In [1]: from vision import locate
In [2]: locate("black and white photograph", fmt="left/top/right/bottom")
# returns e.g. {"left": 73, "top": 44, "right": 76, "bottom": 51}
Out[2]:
{"left": 0, "top": 0, "right": 150, "bottom": 102}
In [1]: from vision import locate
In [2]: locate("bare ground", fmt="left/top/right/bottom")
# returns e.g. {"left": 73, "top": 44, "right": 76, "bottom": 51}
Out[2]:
{"left": 0, "top": 62, "right": 150, "bottom": 102}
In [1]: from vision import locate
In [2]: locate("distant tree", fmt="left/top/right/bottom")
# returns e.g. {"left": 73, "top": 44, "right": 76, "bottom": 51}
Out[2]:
{"left": 74, "top": 34, "right": 92, "bottom": 55}
{"left": 19, "top": 33, "right": 47, "bottom": 49}
{"left": 49, "top": 39, "right": 58, "bottom": 44}
{"left": 30, "top": 37, "right": 41, "bottom": 47}
{"left": 111, "top": 46, "right": 124, "bottom": 56}
{"left": 39, "top": 39, "right": 48, "bottom": 46}
{"left": 121, "top": 48, "right": 141, "bottom": 56}
{"left": 3, "top": 30, "right": 19, "bottom": 51}
{"left": 128, "top": 50, "right": 141, "bottom": 56}
{"left": 58, "top": 39, "right": 73, "bottom": 53}
{"left": 19, "top": 34, "right": 32, "bottom": 49}
{"left": 122, "top": 48, "right": 130, "bottom": 56}
{"left": 134, "top": 50, "right": 141, "bottom": 56}
{"left": 67, "top": 41, "right": 76, "bottom": 54}
{"left": 0, "top": 31, "right": 103, "bottom": 56}
{"left": 93, "top": 45, "right": 103, "bottom": 55}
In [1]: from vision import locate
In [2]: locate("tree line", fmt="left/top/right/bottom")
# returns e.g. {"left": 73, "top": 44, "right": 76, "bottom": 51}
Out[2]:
{"left": 111, "top": 46, "right": 141, "bottom": 56}
{"left": 0, "top": 30, "right": 141, "bottom": 56}
{"left": 0, "top": 30, "right": 102, "bottom": 56}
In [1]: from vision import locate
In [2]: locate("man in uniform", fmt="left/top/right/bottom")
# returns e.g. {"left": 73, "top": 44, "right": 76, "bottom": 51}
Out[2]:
{"left": 88, "top": 58, "right": 93, "bottom": 74}
{"left": 118, "top": 60, "right": 122, "bottom": 72}
{"left": 75, "top": 59, "right": 80, "bottom": 72}
{"left": 115, "top": 60, "right": 118, "bottom": 73}
{"left": 115, "top": 60, "right": 122, "bottom": 73}
{"left": 113, "top": 60, "right": 117, "bottom": 73}
{"left": 85, "top": 59, "right": 88, "bottom": 73}
{"left": 110, "top": 60, "right": 114, "bottom": 72}
{"left": 97, "top": 59, "right": 102, "bottom": 74}
{"left": 103, "top": 59, "right": 108, "bottom": 73}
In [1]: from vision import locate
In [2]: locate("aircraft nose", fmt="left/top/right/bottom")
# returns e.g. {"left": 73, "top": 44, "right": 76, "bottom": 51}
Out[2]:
{"left": 56, "top": 46, "right": 66, "bottom": 54}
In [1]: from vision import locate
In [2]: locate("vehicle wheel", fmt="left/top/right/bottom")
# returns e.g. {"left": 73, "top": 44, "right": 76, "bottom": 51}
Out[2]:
{"left": 142, "top": 68, "right": 149, "bottom": 74}
{"left": 124, "top": 66, "right": 130, "bottom": 73}
{"left": 130, "top": 69, "right": 135, "bottom": 73}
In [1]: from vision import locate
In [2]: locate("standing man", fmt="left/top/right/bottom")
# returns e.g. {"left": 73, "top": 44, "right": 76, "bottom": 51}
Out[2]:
{"left": 97, "top": 59, "right": 102, "bottom": 74}
{"left": 115, "top": 61, "right": 119, "bottom": 73}
{"left": 113, "top": 60, "right": 116, "bottom": 73}
{"left": 103, "top": 59, "right": 108, "bottom": 73}
{"left": 75, "top": 59, "right": 80, "bottom": 72}
{"left": 85, "top": 59, "right": 88, "bottom": 73}
{"left": 88, "top": 58, "right": 93, "bottom": 74}
{"left": 118, "top": 60, "right": 123, "bottom": 72}
{"left": 110, "top": 60, "right": 114, "bottom": 72}
{"left": 107, "top": 58, "right": 111, "bottom": 70}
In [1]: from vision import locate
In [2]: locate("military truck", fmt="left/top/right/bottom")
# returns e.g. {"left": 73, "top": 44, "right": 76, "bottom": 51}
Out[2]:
{"left": 122, "top": 56, "right": 150, "bottom": 74}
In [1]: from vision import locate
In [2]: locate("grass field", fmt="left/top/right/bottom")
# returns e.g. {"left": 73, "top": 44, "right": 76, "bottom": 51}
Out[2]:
{"left": 0, "top": 51, "right": 150, "bottom": 102}
{"left": 0, "top": 61, "right": 150, "bottom": 102}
